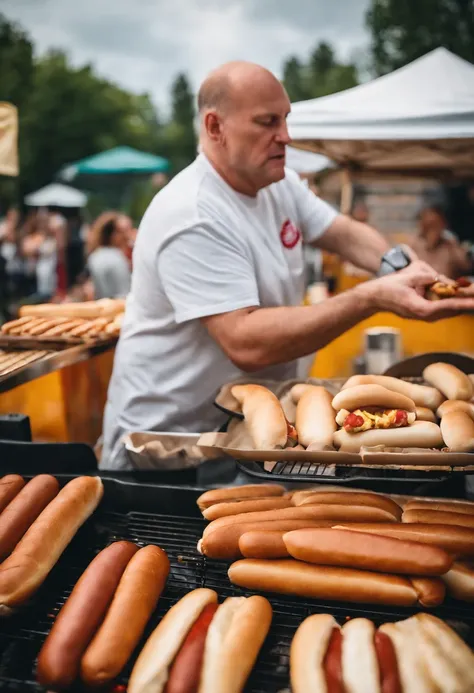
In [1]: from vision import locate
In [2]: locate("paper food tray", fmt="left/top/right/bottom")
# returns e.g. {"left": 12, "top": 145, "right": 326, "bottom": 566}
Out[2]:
{"left": 124, "top": 431, "right": 221, "bottom": 470}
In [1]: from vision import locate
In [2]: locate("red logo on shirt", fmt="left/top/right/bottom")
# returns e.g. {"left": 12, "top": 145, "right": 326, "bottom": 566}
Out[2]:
{"left": 280, "top": 219, "right": 301, "bottom": 249}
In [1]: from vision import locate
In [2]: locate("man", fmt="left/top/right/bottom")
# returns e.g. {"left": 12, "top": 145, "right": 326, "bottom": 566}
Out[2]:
{"left": 100, "top": 61, "right": 474, "bottom": 470}
{"left": 408, "top": 204, "right": 472, "bottom": 279}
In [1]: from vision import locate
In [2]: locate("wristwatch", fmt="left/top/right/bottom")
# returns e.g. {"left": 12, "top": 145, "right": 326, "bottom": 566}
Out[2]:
{"left": 377, "top": 245, "right": 412, "bottom": 277}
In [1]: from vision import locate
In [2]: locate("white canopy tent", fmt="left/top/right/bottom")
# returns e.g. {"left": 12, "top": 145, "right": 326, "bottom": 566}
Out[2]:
{"left": 288, "top": 48, "right": 474, "bottom": 175}
{"left": 24, "top": 183, "right": 88, "bottom": 208}
{"left": 285, "top": 146, "right": 332, "bottom": 175}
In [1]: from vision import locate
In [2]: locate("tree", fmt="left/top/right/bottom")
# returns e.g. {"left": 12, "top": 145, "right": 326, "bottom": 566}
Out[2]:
{"left": 282, "top": 57, "right": 310, "bottom": 101}
{"left": 310, "top": 42, "right": 335, "bottom": 77}
{"left": 366, "top": 0, "right": 474, "bottom": 75}
{"left": 168, "top": 73, "right": 196, "bottom": 170}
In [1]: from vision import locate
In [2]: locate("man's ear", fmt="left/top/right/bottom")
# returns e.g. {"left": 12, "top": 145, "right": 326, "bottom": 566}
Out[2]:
{"left": 204, "top": 111, "right": 222, "bottom": 142}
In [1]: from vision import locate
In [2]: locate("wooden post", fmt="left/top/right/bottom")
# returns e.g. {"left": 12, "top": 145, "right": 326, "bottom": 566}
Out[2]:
{"left": 340, "top": 167, "right": 353, "bottom": 214}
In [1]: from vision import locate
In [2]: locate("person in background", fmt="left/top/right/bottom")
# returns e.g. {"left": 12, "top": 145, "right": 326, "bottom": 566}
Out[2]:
{"left": 20, "top": 210, "right": 58, "bottom": 303}
{"left": 87, "top": 212, "right": 132, "bottom": 299}
{"left": 351, "top": 199, "right": 369, "bottom": 225}
{"left": 408, "top": 204, "right": 472, "bottom": 279}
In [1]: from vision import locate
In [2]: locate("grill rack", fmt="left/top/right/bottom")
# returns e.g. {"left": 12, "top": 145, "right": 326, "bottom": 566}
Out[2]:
{"left": 1, "top": 477, "right": 474, "bottom": 692}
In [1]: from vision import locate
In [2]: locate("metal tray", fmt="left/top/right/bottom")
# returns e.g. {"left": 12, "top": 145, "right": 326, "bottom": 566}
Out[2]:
{"left": 1, "top": 476, "right": 474, "bottom": 692}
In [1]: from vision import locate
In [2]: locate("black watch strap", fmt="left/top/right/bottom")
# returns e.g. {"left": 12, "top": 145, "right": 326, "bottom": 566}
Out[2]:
{"left": 378, "top": 245, "right": 412, "bottom": 277}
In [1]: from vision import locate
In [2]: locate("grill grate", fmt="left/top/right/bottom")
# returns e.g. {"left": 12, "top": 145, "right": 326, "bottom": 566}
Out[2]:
{"left": 0, "top": 484, "right": 474, "bottom": 692}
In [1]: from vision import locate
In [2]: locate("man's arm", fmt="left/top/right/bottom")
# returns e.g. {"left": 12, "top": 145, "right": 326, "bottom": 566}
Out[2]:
{"left": 312, "top": 214, "right": 390, "bottom": 274}
{"left": 202, "top": 262, "right": 474, "bottom": 372}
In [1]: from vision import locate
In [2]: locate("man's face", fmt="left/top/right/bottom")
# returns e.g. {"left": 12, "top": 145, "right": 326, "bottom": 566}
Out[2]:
{"left": 213, "top": 79, "right": 292, "bottom": 192}
{"left": 419, "top": 209, "right": 444, "bottom": 240}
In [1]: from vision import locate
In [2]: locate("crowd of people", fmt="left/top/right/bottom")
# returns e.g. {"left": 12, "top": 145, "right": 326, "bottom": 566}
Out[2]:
{"left": 0, "top": 207, "right": 136, "bottom": 321}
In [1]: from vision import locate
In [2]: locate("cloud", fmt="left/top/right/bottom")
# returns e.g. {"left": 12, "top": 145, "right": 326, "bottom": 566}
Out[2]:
{"left": 2, "top": 0, "right": 370, "bottom": 112}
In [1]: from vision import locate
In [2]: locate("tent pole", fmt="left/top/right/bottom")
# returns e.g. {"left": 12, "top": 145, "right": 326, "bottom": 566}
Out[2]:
{"left": 340, "top": 167, "right": 353, "bottom": 214}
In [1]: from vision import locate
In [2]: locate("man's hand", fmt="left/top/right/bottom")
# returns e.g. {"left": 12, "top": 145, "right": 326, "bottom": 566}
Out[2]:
{"left": 361, "top": 261, "right": 474, "bottom": 321}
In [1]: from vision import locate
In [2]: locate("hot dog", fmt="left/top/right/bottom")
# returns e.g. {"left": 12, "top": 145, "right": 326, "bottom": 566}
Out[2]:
{"left": 437, "top": 399, "right": 474, "bottom": 418}
{"left": 0, "top": 475, "right": 59, "bottom": 561}
{"left": 290, "top": 384, "right": 337, "bottom": 449}
{"left": 0, "top": 476, "right": 103, "bottom": 616}
{"left": 80, "top": 544, "right": 170, "bottom": 686}
{"left": 197, "top": 484, "right": 284, "bottom": 512}
{"left": 228, "top": 559, "right": 422, "bottom": 606}
{"left": 332, "top": 385, "right": 416, "bottom": 433}
{"left": 128, "top": 588, "right": 272, "bottom": 693}
{"left": 292, "top": 490, "right": 402, "bottom": 520}
{"left": 403, "top": 509, "right": 474, "bottom": 530}
{"left": 334, "top": 523, "right": 474, "bottom": 558}
{"left": 230, "top": 384, "right": 293, "bottom": 449}
{"left": 404, "top": 498, "right": 474, "bottom": 516}
{"left": 202, "top": 497, "right": 291, "bottom": 521}
{"left": 0, "top": 475, "right": 26, "bottom": 513}
{"left": 440, "top": 409, "right": 474, "bottom": 452}
{"left": 423, "top": 362, "right": 473, "bottom": 402}
{"left": 283, "top": 528, "right": 453, "bottom": 575}
{"left": 239, "top": 530, "right": 290, "bottom": 558}
{"left": 341, "top": 375, "right": 444, "bottom": 410}
{"left": 199, "top": 520, "right": 337, "bottom": 560}
{"left": 441, "top": 561, "right": 474, "bottom": 602}
{"left": 333, "top": 420, "right": 443, "bottom": 453}
{"left": 36, "top": 541, "right": 139, "bottom": 689}
{"left": 203, "top": 504, "right": 396, "bottom": 538}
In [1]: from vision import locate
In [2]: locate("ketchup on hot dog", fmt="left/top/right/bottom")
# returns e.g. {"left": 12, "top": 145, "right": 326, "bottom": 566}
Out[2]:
{"left": 164, "top": 603, "right": 218, "bottom": 693}
{"left": 374, "top": 631, "right": 402, "bottom": 693}
{"left": 344, "top": 413, "right": 364, "bottom": 431}
{"left": 323, "top": 628, "right": 345, "bottom": 693}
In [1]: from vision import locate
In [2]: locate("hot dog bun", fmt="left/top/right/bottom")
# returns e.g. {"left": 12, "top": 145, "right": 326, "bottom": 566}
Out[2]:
{"left": 290, "top": 384, "right": 337, "bottom": 449}
{"left": 408, "top": 577, "right": 445, "bottom": 607}
{"left": 197, "top": 484, "right": 284, "bottom": 512}
{"left": 0, "top": 475, "right": 59, "bottom": 561}
{"left": 404, "top": 498, "right": 474, "bottom": 516}
{"left": 440, "top": 409, "right": 474, "bottom": 452}
{"left": 403, "top": 509, "right": 474, "bottom": 530}
{"left": 228, "top": 559, "right": 420, "bottom": 606}
{"left": 416, "top": 407, "right": 437, "bottom": 423}
{"left": 332, "top": 384, "right": 416, "bottom": 413}
{"left": 80, "top": 544, "right": 169, "bottom": 686}
{"left": 423, "top": 363, "right": 473, "bottom": 401}
{"left": 334, "top": 523, "right": 474, "bottom": 558}
{"left": 230, "top": 384, "right": 289, "bottom": 449}
{"left": 290, "top": 613, "right": 339, "bottom": 693}
{"left": 37, "top": 541, "right": 139, "bottom": 689}
{"left": 202, "top": 497, "right": 291, "bottom": 521}
{"left": 333, "top": 420, "right": 443, "bottom": 452}
{"left": 283, "top": 528, "right": 453, "bottom": 575}
{"left": 0, "top": 476, "right": 103, "bottom": 615}
{"left": 293, "top": 490, "right": 402, "bottom": 520}
{"left": 342, "top": 374, "right": 444, "bottom": 410}
{"left": 128, "top": 589, "right": 272, "bottom": 693}
{"left": 437, "top": 399, "right": 474, "bottom": 418}
{"left": 442, "top": 561, "right": 474, "bottom": 602}
{"left": 238, "top": 530, "right": 290, "bottom": 559}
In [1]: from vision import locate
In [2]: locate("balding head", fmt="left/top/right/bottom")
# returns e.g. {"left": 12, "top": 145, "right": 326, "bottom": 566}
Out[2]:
{"left": 197, "top": 61, "right": 291, "bottom": 196}
{"left": 198, "top": 61, "right": 284, "bottom": 116}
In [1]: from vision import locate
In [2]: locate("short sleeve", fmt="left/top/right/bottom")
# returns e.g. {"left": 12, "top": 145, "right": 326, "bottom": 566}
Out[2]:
{"left": 158, "top": 224, "right": 260, "bottom": 324}
{"left": 286, "top": 169, "right": 338, "bottom": 244}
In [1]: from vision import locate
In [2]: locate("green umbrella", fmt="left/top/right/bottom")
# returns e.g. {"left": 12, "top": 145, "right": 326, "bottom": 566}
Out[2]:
{"left": 60, "top": 145, "right": 169, "bottom": 179}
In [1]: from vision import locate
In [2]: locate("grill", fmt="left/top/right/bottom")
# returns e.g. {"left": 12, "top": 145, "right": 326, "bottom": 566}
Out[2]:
{"left": 1, "top": 477, "right": 473, "bottom": 692}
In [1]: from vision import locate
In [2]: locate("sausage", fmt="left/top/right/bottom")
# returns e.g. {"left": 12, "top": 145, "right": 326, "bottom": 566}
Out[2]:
{"left": 36, "top": 541, "right": 139, "bottom": 689}
{"left": 0, "top": 475, "right": 26, "bottom": 513}
{"left": 239, "top": 530, "right": 290, "bottom": 559}
{"left": 334, "top": 522, "right": 474, "bottom": 559}
{"left": 204, "top": 504, "right": 396, "bottom": 537}
{"left": 228, "top": 559, "right": 419, "bottom": 606}
{"left": 403, "top": 509, "right": 474, "bottom": 530}
{"left": 197, "top": 484, "right": 285, "bottom": 512}
{"left": 199, "top": 520, "right": 336, "bottom": 560}
{"left": 202, "top": 497, "right": 292, "bottom": 521}
{"left": 0, "top": 476, "right": 104, "bottom": 615}
{"left": 294, "top": 491, "right": 402, "bottom": 520}
{"left": 374, "top": 631, "right": 402, "bottom": 693}
{"left": 164, "top": 603, "right": 219, "bottom": 693}
{"left": 323, "top": 628, "right": 344, "bottom": 693}
{"left": 283, "top": 528, "right": 453, "bottom": 575}
{"left": 80, "top": 544, "right": 170, "bottom": 686}
{"left": 408, "top": 577, "right": 445, "bottom": 607}
{"left": 404, "top": 499, "right": 474, "bottom": 516}
{"left": 0, "top": 475, "right": 59, "bottom": 561}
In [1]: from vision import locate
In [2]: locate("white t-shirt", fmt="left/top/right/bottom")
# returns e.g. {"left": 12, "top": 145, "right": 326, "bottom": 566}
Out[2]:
{"left": 87, "top": 247, "right": 131, "bottom": 299}
{"left": 101, "top": 154, "right": 337, "bottom": 469}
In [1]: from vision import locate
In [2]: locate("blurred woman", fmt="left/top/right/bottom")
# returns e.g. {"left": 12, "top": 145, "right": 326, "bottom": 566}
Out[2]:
{"left": 87, "top": 212, "right": 131, "bottom": 299}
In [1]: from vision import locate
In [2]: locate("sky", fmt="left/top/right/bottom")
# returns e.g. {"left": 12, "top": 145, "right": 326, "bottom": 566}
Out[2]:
{"left": 2, "top": 0, "right": 370, "bottom": 113}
